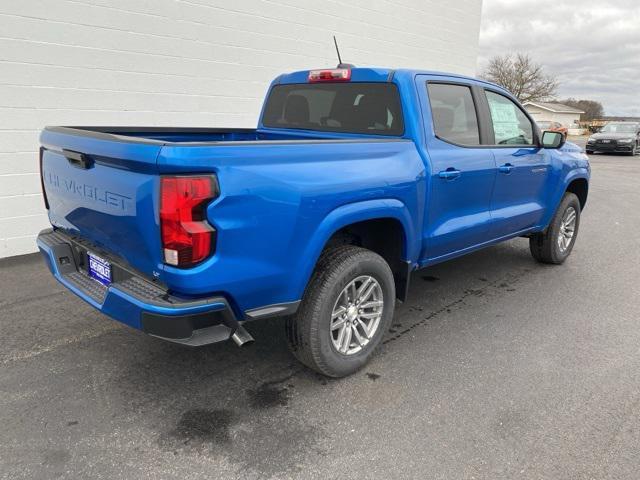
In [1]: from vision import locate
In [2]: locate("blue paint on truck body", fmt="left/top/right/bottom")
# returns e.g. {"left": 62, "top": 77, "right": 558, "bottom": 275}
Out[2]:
{"left": 37, "top": 68, "right": 590, "bottom": 339}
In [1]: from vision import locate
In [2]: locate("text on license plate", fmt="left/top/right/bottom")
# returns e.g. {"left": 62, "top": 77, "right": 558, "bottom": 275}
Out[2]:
{"left": 88, "top": 252, "right": 112, "bottom": 286}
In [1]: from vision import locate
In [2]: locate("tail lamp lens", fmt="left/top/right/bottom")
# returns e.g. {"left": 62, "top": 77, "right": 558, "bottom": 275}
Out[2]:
{"left": 160, "top": 176, "right": 218, "bottom": 267}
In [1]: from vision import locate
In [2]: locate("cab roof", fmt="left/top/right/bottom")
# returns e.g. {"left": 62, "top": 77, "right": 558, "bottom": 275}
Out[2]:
{"left": 275, "top": 67, "right": 503, "bottom": 90}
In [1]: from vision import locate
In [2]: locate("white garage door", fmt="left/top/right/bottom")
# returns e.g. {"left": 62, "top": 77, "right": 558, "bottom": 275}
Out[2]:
{"left": 0, "top": 0, "right": 482, "bottom": 258}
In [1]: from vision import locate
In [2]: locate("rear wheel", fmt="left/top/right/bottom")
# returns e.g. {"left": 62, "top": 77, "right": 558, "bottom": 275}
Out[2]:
{"left": 529, "top": 193, "right": 581, "bottom": 264}
{"left": 285, "top": 245, "right": 395, "bottom": 378}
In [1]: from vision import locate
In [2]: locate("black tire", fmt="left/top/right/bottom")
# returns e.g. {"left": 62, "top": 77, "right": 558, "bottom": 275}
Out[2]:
{"left": 285, "top": 245, "right": 395, "bottom": 378}
{"left": 628, "top": 144, "right": 638, "bottom": 156}
{"left": 585, "top": 150, "right": 594, "bottom": 154}
{"left": 529, "top": 192, "right": 581, "bottom": 264}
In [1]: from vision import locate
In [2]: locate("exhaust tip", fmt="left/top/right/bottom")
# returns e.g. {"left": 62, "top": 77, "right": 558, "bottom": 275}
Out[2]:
{"left": 231, "top": 325, "right": 254, "bottom": 347}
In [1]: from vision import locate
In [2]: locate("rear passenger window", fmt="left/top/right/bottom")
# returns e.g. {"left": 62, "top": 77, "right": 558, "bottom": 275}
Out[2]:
{"left": 485, "top": 91, "right": 534, "bottom": 145}
{"left": 427, "top": 83, "right": 480, "bottom": 146}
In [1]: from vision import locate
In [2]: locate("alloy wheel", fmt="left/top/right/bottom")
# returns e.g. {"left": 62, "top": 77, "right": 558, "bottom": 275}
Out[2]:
{"left": 330, "top": 275, "right": 384, "bottom": 355}
{"left": 557, "top": 206, "right": 577, "bottom": 253}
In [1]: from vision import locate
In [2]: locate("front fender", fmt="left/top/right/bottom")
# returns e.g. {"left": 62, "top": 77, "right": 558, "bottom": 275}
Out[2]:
{"left": 541, "top": 167, "right": 590, "bottom": 229}
{"left": 288, "top": 198, "right": 418, "bottom": 301}
{"left": 564, "top": 168, "right": 590, "bottom": 189}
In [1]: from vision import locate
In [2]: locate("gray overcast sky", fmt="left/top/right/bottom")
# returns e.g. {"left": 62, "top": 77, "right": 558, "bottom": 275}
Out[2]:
{"left": 479, "top": 0, "right": 640, "bottom": 116}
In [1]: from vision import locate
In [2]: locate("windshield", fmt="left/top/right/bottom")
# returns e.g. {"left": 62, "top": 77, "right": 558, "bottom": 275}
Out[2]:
{"left": 601, "top": 123, "right": 638, "bottom": 133}
{"left": 262, "top": 83, "right": 404, "bottom": 135}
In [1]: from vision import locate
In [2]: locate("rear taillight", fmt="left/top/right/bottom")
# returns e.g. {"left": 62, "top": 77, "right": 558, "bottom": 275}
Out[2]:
{"left": 160, "top": 175, "right": 218, "bottom": 268}
{"left": 308, "top": 68, "right": 351, "bottom": 83}
{"left": 39, "top": 147, "right": 49, "bottom": 210}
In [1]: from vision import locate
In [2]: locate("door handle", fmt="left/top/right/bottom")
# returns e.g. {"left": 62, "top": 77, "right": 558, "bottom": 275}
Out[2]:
{"left": 63, "top": 149, "right": 93, "bottom": 169}
{"left": 498, "top": 163, "right": 514, "bottom": 174}
{"left": 438, "top": 168, "right": 461, "bottom": 180}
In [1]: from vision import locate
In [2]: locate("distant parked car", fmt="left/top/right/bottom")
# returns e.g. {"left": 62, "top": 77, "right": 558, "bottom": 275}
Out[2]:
{"left": 586, "top": 122, "right": 640, "bottom": 155}
{"left": 536, "top": 120, "right": 568, "bottom": 139}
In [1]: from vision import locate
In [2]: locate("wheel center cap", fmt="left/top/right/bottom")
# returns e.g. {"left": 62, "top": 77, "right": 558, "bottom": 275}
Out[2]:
{"left": 347, "top": 305, "right": 358, "bottom": 321}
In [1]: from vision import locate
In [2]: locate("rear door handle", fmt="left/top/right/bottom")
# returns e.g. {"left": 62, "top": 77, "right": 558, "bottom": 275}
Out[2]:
{"left": 498, "top": 163, "right": 514, "bottom": 174}
{"left": 438, "top": 168, "right": 461, "bottom": 180}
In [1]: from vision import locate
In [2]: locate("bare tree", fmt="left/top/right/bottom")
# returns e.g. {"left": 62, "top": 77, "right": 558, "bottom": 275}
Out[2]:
{"left": 481, "top": 53, "right": 559, "bottom": 103}
{"left": 560, "top": 98, "right": 604, "bottom": 121}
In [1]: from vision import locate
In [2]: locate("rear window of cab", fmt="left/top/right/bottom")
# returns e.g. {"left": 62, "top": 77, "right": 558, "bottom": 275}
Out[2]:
{"left": 262, "top": 83, "right": 404, "bottom": 136}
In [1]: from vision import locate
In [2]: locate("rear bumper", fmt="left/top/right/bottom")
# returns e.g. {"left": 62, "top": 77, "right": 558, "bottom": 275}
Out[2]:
{"left": 36, "top": 229, "right": 241, "bottom": 346}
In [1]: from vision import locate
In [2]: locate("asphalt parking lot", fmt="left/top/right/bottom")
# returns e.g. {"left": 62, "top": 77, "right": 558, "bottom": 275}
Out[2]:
{"left": 1, "top": 138, "right": 639, "bottom": 480}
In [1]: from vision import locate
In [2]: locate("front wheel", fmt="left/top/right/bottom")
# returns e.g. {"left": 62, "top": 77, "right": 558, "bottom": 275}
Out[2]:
{"left": 285, "top": 245, "right": 395, "bottom": 378}
{"left": 529, "top": 192, "right": 581, "bottom": 264}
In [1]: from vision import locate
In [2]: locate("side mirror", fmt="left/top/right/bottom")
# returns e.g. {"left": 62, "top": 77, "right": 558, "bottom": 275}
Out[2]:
{"left": 541, "top": 130, "right": 565, "bottom": 149}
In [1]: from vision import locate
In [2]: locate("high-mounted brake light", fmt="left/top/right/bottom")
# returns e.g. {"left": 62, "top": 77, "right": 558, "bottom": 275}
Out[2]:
{"left": 308, "top": 68, "right": 351, "bottom": 83}
{"left": 160, "top": 176, "right": 218, "bottom": 267}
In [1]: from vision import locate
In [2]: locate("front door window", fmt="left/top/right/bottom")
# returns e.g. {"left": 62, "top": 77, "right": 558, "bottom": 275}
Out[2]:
{"left": 485, "top": 91, "right": 534, "bottom": 146}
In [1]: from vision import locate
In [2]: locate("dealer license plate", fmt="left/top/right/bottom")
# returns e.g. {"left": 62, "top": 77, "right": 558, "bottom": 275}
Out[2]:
{"left": 88, "top": 252, "right": 112, "bottom": 286}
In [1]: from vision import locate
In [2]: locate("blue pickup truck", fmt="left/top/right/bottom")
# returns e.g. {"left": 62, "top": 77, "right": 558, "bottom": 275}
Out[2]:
{"left": 37, "top": 67, "right": 590, "bottom": 377}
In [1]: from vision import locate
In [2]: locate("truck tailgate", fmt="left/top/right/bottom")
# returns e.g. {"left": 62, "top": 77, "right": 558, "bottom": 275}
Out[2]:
{"left": 40, "top": 127, "right": 163, "bottom": 276}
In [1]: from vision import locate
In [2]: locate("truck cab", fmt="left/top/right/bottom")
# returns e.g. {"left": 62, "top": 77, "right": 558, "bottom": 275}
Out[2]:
{"left": 37, "top": 67, "right": 590, "bottom": 377}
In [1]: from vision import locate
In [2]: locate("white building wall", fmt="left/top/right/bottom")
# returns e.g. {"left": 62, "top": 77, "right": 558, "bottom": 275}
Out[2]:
{"left": 555, "top": 112, "right": 581, "bottom": 126}
{"left": 525, "top": 106, "right": 580, "bottom": 127}
{"left": 0, "top": 0, "right": 483, "bottom": 258}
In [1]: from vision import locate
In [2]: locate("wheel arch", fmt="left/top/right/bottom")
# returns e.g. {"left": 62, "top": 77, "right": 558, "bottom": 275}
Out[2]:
{"left": 290, "top": 199, "right": 419, "bottom": 303}
{"left": 565, "top": 176, "right": 589, "bottom": 209}
{"left": 537, "top": 170, "right": 589, "bottom": 233}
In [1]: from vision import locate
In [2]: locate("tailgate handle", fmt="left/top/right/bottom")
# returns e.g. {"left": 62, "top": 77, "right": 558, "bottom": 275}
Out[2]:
{"left": 63, "top": 149, "right": 93, "bottom": 169}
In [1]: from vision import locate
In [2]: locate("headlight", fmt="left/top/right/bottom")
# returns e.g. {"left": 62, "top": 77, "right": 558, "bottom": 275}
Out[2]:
{"left": 587, "top": 137, "right": 595, "bottom": 143}
{"left": 618, "top": 138, "right": 633, "bottom": 143}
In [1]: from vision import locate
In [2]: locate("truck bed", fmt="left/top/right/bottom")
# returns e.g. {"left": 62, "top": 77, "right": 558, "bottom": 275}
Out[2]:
{"left": 38, "top": 124, "right": 415, "bottom": 306}
{"left": 44, "top": 126, "right": 403, "bottom": 145}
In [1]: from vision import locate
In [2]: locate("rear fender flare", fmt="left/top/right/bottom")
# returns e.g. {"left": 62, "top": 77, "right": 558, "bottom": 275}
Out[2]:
{"left": 288, "top": 198, "right": 417, "bottom": 301}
